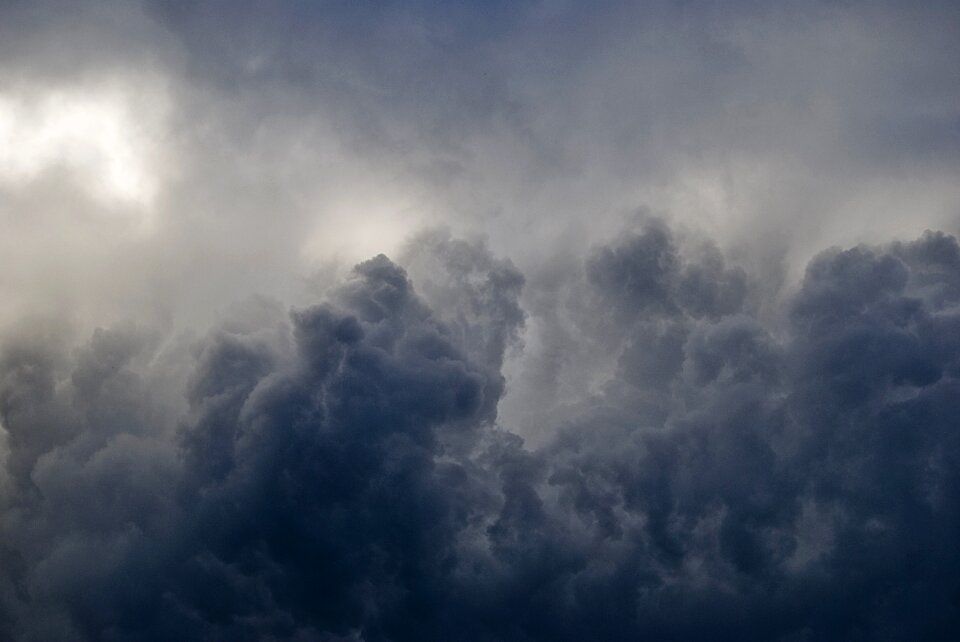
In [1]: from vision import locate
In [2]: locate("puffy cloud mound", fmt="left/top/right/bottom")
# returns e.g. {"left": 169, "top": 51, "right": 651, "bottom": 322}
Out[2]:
{"left": 2, "top": 227, "right": 960, "bottom": 640}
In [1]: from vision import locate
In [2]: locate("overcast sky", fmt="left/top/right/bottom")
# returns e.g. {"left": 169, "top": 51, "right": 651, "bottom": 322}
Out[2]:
{"left": 1, "top": 1, "right": 959, "bottom": 640}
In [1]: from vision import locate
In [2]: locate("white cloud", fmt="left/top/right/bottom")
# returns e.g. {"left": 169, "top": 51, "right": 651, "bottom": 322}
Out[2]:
{"left": 0, "top": 80, "right": 167, "bottom": 211}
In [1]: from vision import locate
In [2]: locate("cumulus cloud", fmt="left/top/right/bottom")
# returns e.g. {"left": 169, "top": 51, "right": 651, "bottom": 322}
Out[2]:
{"left": 1, "top": 1, "right": 959, "bottom": 640}
{"left": 0, "top": 225, "right": 958, "bottom": 640}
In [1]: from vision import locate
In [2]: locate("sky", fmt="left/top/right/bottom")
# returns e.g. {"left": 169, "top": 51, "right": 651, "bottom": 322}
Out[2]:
{"left": 0, "top": 1, "right": 959, "bottom": 640}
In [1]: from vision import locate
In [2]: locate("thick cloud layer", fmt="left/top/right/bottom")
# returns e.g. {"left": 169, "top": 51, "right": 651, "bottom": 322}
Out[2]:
{"left": 1, "top": 226, "right": 959, "bottom": 640}
{"left": 2, "top": 1, "right": 959, "bottom": 640}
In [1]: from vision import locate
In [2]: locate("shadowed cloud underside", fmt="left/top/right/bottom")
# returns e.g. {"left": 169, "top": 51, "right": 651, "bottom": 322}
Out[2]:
{"left": 2, "top": 226, "right": 960, "bottom": 640}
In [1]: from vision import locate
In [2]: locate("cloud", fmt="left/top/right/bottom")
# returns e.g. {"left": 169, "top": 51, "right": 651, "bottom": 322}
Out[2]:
{"left": 0, "top": 1, "right": 959, "bottom": 639}
{"left": 0, "top": 226, "right": 958, "bottom": 640}
{"left": 2, "top": 0, "right": 957, "bottom": 331}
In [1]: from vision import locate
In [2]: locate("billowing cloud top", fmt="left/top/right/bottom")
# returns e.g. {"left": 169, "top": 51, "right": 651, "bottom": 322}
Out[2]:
{"left": 1, "top": 1, "right": 959, "bottom": 640}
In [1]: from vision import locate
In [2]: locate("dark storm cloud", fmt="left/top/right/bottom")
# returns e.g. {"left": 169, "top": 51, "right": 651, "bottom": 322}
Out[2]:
{"left": 0, "top": 241, "right": 516, "bottom": 640}
{"left": 2, "top": 226, "right": 959, "bottom": 640}
{"left": 2, "top": 0, "right": 960, "bottom": 640}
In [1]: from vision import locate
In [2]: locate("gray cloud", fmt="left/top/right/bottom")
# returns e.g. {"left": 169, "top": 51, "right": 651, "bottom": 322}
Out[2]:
{"left": 1, "top": 1, "right": 959, "bottom": 640}
{"left": 1, "top": 226, "right": 959, "bottom": 640}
